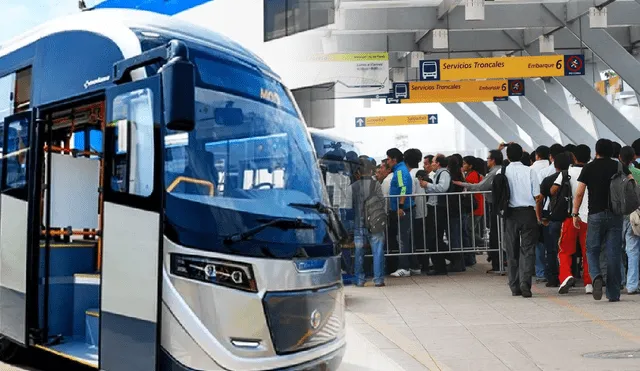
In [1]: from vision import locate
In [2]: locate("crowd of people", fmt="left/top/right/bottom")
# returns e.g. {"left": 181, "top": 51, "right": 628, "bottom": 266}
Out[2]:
{"left": 322, "top": 138, "right": 640, "bottom": 302}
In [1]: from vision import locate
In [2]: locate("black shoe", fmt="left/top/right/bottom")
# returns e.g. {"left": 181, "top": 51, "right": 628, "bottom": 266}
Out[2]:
{"left": 521, "top": 286, "right": 532, "bottom": 298}
{"left": 375, "top": 282, "right": 386, "bottom": 287}
{"left": 426, "top": 270, "right": 447, "bottom": 276}
{"left": 608, "top": 297, "right": 620, "bottom": 302}
{"left": 546, "top": 280, "right": 560, "bottom": 288}
{"left": 512, "top": 290, "right": 523, "bottom": 296}
{"left": 592, "top": 275, "right": 604, "bottom": 301}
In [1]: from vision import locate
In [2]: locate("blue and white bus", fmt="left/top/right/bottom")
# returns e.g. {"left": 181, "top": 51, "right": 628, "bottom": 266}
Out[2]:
{"left": 0, "top": 8, "right": 346, "bottom": 371}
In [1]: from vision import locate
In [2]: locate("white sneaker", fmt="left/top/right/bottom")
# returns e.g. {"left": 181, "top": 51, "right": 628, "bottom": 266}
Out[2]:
{"left": 390, "top": 269, "right": 411, "bottom": 277}
{"left": 410, "top": 269, "right": 422, "bottom": 275}
{"left": 585, "top": 284, "right": 593, "bottom": 294}
{"left": 558, "top": 276, "right": 575, "bottom": 294}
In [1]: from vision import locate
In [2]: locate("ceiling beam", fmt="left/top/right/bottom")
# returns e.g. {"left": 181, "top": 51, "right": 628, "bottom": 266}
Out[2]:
{"left": 338, "top": 1, "right": 640, "bottom": 31}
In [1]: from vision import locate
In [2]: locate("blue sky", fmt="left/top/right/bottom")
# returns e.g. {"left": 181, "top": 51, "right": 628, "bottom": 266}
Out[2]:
{"left": 0, "top": 0, "right": 79, "bottom": 44}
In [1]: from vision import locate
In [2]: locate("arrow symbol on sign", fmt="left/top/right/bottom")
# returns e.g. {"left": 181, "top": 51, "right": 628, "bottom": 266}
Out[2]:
{"left": 428, "top": 115, "right": 437, "bottom": 124}
{"left": 356, "top": 118, "right": 365, "bottom": 127}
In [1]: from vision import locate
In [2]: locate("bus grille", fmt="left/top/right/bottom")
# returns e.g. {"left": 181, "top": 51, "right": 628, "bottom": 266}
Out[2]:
{"left": 262, "top": 284, "right": 344, "bottom": 355}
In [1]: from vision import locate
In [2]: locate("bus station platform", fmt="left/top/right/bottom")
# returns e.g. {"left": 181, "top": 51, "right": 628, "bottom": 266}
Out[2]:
{"left": 341, "top": 262, "right": 640, "bottom": 371}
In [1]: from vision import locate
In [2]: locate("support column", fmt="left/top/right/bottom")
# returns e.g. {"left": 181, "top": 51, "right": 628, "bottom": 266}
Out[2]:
{"left": 520, "top": 93, "right": 568, "bottom": 145}
{"left": 442, "top": 103, "right": 499, "bottom": 149}
{"left": 495, "top": 99, "right": 557, "bottom": 145}
{"left": 502, "top": 33, "right": 638, "bottom": 144}
{"left": 524, "top": 79, "right": 596, "bottom": 148}
{"left": 555, "top": 75, "right": 637, "bottom": 143}
{"left": 567, "top": 20, "right": 640, "bottom": 95}
{"left": 465, "top": 102, "right": 534, "bottom": 152}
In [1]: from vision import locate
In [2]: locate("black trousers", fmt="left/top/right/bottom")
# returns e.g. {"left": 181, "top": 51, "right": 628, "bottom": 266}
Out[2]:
{"left": 426, "top": 205, "right": 448, "bottom": 273}
{"left": 504, "top": 207, "right": 539, "bottom": 293}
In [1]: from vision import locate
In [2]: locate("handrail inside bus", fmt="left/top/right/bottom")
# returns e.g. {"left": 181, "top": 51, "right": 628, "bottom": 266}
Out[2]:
{"left": 167, "top": 176, "right": 215, "bottom": 196}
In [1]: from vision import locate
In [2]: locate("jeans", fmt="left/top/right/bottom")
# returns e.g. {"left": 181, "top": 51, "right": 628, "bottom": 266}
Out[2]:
{"left": 339, "top": 208, "right": 355, "bottom": 273}
{"left": 354, "top": 228, "right": 385, "bottom": 285}
{"left": 543, "top": 221, "right": 562, "bottom": 283}
{"left": 462, "top": 213, "right": 482, "bottom": 266}
{"left": 448, "top": 216, "right": 465, "bottom": 271}
{"left": 535, "top": 242, "right": 546, "bottom": 278}
{"left": 624, "top": 217, "right": 640, "bottom": 292}
{"left": 586, "top": 211, "right": 623, "bottom": 300}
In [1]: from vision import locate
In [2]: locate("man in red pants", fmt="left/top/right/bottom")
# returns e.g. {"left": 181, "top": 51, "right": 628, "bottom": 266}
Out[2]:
{"left": 553, "top": 145, "right": 592, "bottom": 294}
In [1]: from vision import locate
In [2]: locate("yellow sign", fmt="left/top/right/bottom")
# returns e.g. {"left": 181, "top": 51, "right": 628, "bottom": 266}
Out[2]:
{"left": 398, "top": 80, "right": 522, "bottom": 103}
{"left": 355, "top": 114, "right": 438, "bottom": 128}
{"left": 420, "top": 54, "right": 585, "bottom": 81}
{"left": 311, "top": 52, "right": 389, "bottom": 62}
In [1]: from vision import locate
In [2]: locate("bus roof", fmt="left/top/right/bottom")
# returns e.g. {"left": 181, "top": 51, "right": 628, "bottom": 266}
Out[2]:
{"left": 0, "top": 9, "right": 278, "bottom": 105}
{"left": 1, "top": 8, "right": 269, "bottom": 68}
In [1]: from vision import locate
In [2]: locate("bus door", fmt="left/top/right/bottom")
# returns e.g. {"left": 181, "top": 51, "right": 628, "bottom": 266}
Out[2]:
{"left": 100, "top": 75, "right": 163, "bottom": 371}
{"left": 0, "top": 111, "right": 32, "bottom": 345}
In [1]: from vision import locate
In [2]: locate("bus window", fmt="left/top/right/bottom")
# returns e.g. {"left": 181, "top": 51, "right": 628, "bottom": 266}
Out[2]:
{"left": 4, "top": 117, "right": 29, "bottom": 190}
{"left": 109, "top": 88, "right": 154, "bottom": 197}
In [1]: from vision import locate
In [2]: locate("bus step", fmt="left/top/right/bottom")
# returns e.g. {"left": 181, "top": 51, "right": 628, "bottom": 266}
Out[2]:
{"left": 85, "top": 309, "right": 100, "bottom": 347}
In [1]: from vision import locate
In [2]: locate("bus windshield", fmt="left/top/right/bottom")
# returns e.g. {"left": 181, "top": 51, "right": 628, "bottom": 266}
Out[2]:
{"left": 164, "top": 53, "right": 337, "bottom": 259}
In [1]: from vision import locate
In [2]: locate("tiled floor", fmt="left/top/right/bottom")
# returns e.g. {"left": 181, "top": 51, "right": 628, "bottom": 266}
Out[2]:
{"left": 342, "top": 261, "right": 640, "bottom": 371}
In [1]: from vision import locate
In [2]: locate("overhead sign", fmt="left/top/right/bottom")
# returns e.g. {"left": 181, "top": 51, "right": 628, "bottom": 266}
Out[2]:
{"left": 595, "top": 75, "right": 623, "bottom": 97}
{"left": 355, "top": 115, "right": 438, "bottom": 127}
{"left": 309, "top": 53, "right": 390, "bottom": 99}
{"left": 418, "top": 54, "right": 585, "bottom": 81}
{"left": 391, "top": 79, "right": 525, "bottom": 103}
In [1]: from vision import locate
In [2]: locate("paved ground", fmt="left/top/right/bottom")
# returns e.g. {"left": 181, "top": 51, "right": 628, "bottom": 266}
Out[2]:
{"left": 342, "top": 261, "right": 640, "bottom": 371}
{"left": 4, "top": 261, "right": 640, "bottom": 371}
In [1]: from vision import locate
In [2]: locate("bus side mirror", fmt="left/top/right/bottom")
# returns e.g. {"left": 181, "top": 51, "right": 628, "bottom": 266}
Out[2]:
{"left": 161, "top": 41, "right": 196, "bottom": 132}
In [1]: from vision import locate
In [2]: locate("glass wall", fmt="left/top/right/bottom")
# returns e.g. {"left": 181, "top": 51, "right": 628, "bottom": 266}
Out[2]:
{"left": 264, "top": 0, "right": 334, "bottom": 41}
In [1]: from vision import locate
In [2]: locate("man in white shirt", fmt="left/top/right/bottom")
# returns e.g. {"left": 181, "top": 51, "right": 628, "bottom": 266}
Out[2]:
{"left": 500, "top": 143, "right": 543, "bottom": 298}
{"left": 529, "top": 145, "right": 550, "bottom": 281}
{"left": 552, "top": 144, "right": 593, "bottom": 295}
{"left": 376, "top": 161, "right": 392, "bottom": 198}
{"left": 530, "top": 145, "right": 550, "bottom": 174}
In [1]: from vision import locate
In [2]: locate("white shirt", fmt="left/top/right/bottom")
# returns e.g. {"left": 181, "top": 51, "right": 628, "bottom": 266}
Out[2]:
{"left": 410, "top": 168, "right": 426, "bottom": 219}
{"left": 538, "top": 162, "right": 556, "bottom": 182}
{"left": 554, "top": 165, "right": 589, "bottom": 221}
{"left": 381, "top": 173, "right": 392, "bottom": 198}
{"left": 537, "top": 162, "right": 556, "bottom": 210}
{"left": 499, "top": 162, "right": 540, "bottom": 208}
{"left": 530, "top": 159, "right": 549, "bottom": 174}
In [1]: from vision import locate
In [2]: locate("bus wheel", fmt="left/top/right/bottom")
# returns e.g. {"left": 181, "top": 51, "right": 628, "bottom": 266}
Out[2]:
{"left": 0, "top": 336, "right": 19, "bottom": 362}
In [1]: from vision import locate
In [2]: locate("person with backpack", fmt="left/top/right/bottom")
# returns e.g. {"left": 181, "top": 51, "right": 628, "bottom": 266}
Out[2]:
{"left": 494, "top": 143, "right": 543, "bottom": 298}
{"left": 351, "top": 158, "right": 387, "bottom": 287}
{"left": 539, "top": 152, "right": 573, "bottom": 288}
{"left": 573, "top": 139, "right": 627, "bottom": 302}
{"left": 553, "top": 145, "right": 593, "bottom": 294}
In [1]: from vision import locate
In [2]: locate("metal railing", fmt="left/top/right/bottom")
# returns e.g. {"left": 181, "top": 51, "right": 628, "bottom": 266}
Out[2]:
{"left": 338, "top": 190, "right": 506, "bottom": 274}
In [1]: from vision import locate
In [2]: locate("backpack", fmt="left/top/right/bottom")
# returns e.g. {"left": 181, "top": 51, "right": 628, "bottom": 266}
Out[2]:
{"left": 363, "top": 180, "right": 387, "bottom": 234}
{"left": 491, "top": 163, "right": 510, "bottom": 218}
{"left": 548, "top": 170, "right": 572, "bottom": 221}
{"left": 609, "top": 162, "right": 640, "bottom": 215}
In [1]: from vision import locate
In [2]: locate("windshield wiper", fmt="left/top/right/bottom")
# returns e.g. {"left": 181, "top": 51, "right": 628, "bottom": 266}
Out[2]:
{"left": 288, "top": 202, "right": 332, "bottom": 214}
{"left": 223, "top": 217, "right": 316, "bottom": 244}
{"left": 288, "top": 202, "right": 349, "bottom": 243}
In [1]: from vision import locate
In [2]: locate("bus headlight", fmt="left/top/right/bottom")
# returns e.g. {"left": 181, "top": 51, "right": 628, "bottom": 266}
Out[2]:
{"left": 170, "top": 253, "right": 258, "bottom": 293}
